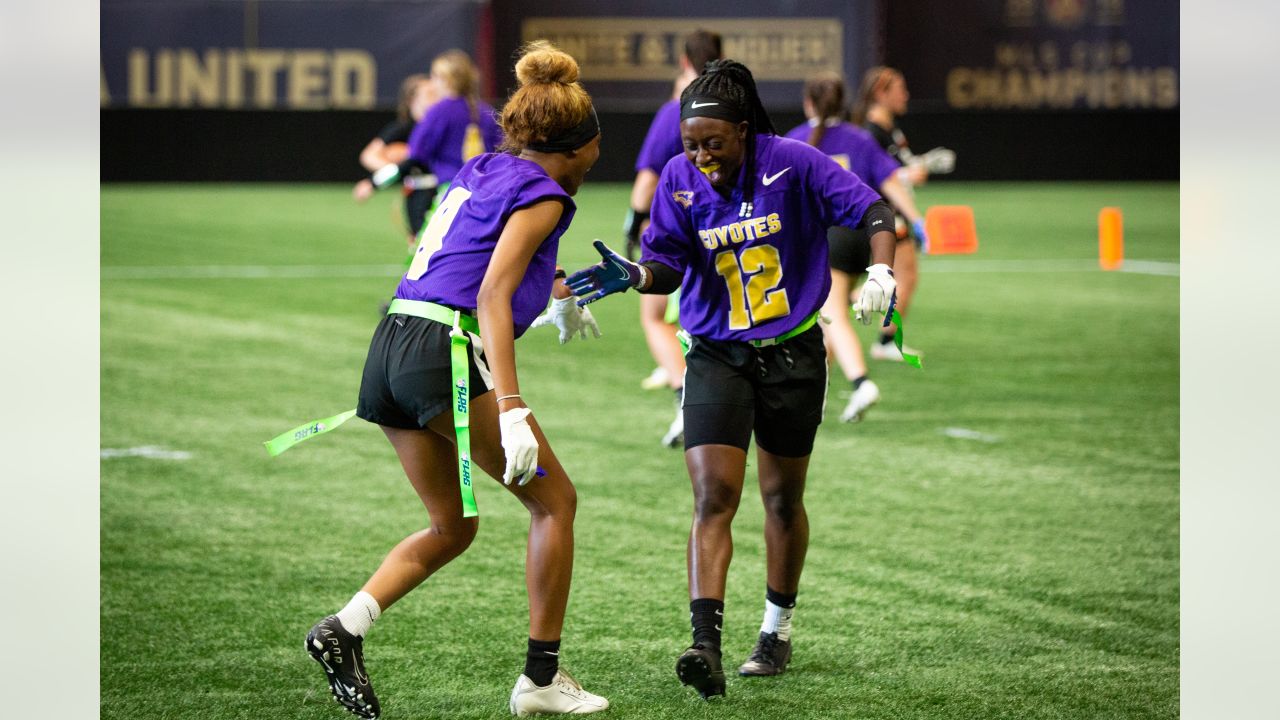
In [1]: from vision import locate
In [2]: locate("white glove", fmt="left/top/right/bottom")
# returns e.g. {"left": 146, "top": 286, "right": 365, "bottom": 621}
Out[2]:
{"left": 530, "top": 296, "right": 602, "bottom": 345}
{"left": 498, "top": 407, "right": 539, "bottom": 486}
{"left": 921, "top": 147, "right": 956, "bottom": 174}
{"left": 855, "top": 264, "right": 897, "bottom": 325}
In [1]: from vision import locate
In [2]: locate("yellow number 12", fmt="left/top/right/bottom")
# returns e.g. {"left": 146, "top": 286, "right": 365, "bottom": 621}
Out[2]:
{"left": 713, "top": 244, "right": 790, "bottom": 330}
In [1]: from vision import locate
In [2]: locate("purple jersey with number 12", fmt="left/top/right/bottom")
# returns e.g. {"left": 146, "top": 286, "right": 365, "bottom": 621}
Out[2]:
{"left": 642, "top": 134, "right": 883, "bottom": 343}
{"left": 395, "top": 153, "right": 575, "bottom": 337}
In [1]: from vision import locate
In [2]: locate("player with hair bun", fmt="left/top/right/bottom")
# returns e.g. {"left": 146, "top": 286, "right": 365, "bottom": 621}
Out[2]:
{"left": 785, "top": 71, "right": 930, "bottom": 423}
{"left": 567, "top": 59, "right": 899, "bottom": 699}
{"left": 306, "top": 41, "right": 607, "bottom": 719}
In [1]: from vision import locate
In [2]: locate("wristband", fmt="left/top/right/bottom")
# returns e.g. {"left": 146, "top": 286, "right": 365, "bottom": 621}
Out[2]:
{"left": 553, "top": 268, "right": 567, "bottom": 280}
{"left": 371, "top": 164, "right": 400, "bottom": 189}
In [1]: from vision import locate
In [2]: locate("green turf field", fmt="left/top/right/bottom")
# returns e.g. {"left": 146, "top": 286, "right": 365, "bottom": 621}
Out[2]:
{"left": 101, "top": 181, "right": 1178, "bottom": 719}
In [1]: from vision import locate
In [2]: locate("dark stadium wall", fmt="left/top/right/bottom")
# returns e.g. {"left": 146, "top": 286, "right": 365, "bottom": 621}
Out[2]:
{"left": 100, "top": 107, "right": 1175, "bottom": 182}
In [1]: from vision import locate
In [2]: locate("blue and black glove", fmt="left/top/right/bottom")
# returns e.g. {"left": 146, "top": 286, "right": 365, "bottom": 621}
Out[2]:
{"left": 566, "top": 240, "right": 645, "bottom": 307}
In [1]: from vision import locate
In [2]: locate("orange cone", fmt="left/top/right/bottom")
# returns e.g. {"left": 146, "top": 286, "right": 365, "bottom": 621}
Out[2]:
{"left": 923, "top": 205, "right": 978, "bottom": 254}
{"left": 1099, "top": 207, "right": 1123, "bottom": 270}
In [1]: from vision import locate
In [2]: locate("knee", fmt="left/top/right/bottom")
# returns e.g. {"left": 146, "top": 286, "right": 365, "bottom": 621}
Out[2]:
{"left": 430, "top": 516, "right": 479, "bottom": 556}
{"left": 761, "top": 491, "right": 806, "bottom": 526}
{"left": 526, "top": 483, "right": 577, "bottom": 523}
{"left": 693, "top": 478, "right": 741, "bottom": 523}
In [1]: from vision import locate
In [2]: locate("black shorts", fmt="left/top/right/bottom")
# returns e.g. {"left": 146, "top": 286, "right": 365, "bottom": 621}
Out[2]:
{"left": 356, "top": 313, "right": 494, "bottom": 429}
{"left": 681, "top": 324, "right": 828, "bottom": 458}
{"left": 827, "top": 225, "right": 870, "bottom": 276}
{"left": 404, "top": 188, "right": 438, "bottom": 236}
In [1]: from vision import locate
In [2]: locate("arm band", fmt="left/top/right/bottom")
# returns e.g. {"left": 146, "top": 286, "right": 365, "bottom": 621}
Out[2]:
{"left": 553, "top": 268, "right": 567, "bottom": 280}
{"left": 641, "top": 261, "right": 682, "bottom": 295}
{"left": 856, "top": 200, "right": 896, "bottom": 235}
{"left": 370, "top": 163, "right": 401, "bottom": 189}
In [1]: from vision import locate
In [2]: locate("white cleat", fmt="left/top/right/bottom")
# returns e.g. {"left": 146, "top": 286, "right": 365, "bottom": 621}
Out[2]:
{"left": 509, "top": 669, "right": 609, "bottom": 716}
{"left": 869, "top": 341, "right": 922, "bottom": 362}
{"left": 840, "top": 380, "right": 880, "bottom": 423}
{"left": 662, "top": 408, "right": 684, "bottom": 448}
{"left": 640, "top": 366, "right": 670, "bottom": 390}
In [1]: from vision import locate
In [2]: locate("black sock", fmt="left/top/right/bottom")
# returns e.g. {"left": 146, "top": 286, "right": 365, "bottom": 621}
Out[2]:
{"left": 878, "top": 332, "right": 895, "bottom": 345}
{"left": 690, "top": 598, "right": 724, "bottom": 650}
{"left": 524, "top": 638, "right": 560, "bottom": 686}
{"left": 851, "top": 375, "right": 867, "bottom": 390}
{"left": 766, "top": 586, "right": 797, "bottom": 609}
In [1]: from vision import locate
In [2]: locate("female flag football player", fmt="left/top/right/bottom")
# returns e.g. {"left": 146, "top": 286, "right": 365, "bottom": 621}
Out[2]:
{"left": 853, "top": 65, "right": 956, "bottom": 362}
{"left": 566, "top": 59, "right": 898, "bottom": 699}
{"left": 784, "top": 71, "right": 930, "bottom": 424}
{"left": 354, "top": 50, "right": 504, "bottom": 230}
{"left": 305, "top": 42, "right": 607, "bottom": 718}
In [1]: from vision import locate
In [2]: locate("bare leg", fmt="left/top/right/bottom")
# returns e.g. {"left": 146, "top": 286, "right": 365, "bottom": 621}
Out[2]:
{"left": 641, "top": 293, "right": 685, "bottom": 389}
{"left": 755, "top": 448, "right": 811, "bottom": 594}
{"left": 447, "top": 391, "right": 577, "bottom": 641}
{"left": 884, "top": 238, "right": 918, "bottom": 334}
{"left": 361, "top": 422, "right": 479, "bottom": 611}
{"left": 821, "top": 268, "right": 868, "bottom": 381}
{"left": 685, "top": 444, "right": 748, "bottom": 599}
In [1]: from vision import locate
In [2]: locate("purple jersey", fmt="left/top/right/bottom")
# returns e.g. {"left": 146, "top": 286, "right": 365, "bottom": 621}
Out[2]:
{"left": 783, "top": 120, "right": 899, "bottom": 188}
{"left": 634, "top": 99, "right": 683, "bottom": 174}
{"left": 407, "top": 96, "right": 504, "bottom": 184}
{"left": 642, "top": 134, "right": 882, "bottom": 343}
{"left": 395, "top": 153, "right": 575, "bottom": 338}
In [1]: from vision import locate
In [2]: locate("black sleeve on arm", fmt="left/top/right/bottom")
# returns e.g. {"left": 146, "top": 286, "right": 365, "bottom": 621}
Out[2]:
{"left": 641, "top": 260, "right": 682, "bottom": 295}
{"left": 855, "top": 199, "right": 896, "bottom": 233}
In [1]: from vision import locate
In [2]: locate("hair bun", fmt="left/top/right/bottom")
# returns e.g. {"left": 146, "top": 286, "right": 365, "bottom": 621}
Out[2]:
{"left": 515, "top": 41, "right": 580, "bottom": 86}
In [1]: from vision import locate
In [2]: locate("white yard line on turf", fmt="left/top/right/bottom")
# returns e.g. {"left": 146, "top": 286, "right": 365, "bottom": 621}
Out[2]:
{"left": 101, "top": 259, "right": 1179, "bottom": 280}
{"left": 101, "top": 264, "right": 405, "bottom": 279}
{"left": 940, "top": 427, "right": 1002, "bottom": 443}
{"left": 101, "top": 446, "right": 193, "bottom": 460}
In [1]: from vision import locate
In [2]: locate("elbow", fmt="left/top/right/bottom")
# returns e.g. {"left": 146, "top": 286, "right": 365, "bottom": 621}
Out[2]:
{"left": 475, "top": 281, "right": 510, "bottom": 314}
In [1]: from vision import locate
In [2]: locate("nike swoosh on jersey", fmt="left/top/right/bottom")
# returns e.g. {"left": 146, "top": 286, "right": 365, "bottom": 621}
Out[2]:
{"left": 761, "top": 167, "right": 792, "bottom": 186}
{"left": 690, "top": 101, "right": 718, "bottom": 108}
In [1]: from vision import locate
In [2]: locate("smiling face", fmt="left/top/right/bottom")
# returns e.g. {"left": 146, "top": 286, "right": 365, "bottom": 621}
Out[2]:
{"left": 681, "top": 116, "right": 749, "bottom": 189}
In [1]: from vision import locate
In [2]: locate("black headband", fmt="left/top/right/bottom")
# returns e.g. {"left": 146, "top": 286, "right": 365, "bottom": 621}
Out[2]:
{"left": 526, "top": 107, "right": 600, "bottom": 153}
{"left": 680, "top": 95, "right": 746, "bottom": 124}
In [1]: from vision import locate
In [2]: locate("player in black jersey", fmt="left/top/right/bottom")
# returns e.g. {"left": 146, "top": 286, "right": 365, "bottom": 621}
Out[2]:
{"left": 354, "top": 74, "right": 440, "bottom": 249}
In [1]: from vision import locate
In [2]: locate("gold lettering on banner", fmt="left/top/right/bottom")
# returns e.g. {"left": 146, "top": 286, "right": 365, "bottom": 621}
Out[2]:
{"left": 331, "top": 50, "right": 376, "bottom": 109}
{"left": 177, "top": 49, "right": 221, "bottom": 107}
{"left": 118, "top": 48, "right": 378, "bottom": 109}
{"left": 100, "top": 63, "right": 111, "bottom": 106}
{"left": 945, "top": 37, "right": 1177, "bottom": 110}
{"left": 522, "top": 17, "right": 841, "bottom": 81}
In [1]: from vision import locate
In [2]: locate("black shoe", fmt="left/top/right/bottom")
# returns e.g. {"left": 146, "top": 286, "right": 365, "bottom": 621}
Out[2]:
{"left": 676, "top": 644, "right": 726, "bottom": 699}
{"left": 737, "top": 631, "right": 792, "bottom": 676}
{"left": 306, "top": 616, "right": 381, "bottom": 719}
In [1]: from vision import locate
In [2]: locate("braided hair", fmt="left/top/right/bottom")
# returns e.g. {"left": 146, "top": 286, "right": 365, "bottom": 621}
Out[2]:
{"left": 679, "top": 59, "right": 776, "bottom": 218}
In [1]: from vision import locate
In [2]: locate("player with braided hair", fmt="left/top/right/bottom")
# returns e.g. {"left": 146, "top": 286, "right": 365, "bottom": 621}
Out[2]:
{"left": 567, "top": 59, "right": 899, "bottom": 698}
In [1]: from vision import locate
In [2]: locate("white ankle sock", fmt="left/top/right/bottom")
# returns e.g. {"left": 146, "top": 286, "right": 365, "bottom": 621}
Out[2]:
{"left": 336, "top": 591, "right": 381, "bottom": 637}
{"left": 760, "top": 599, "right": 794, "bottom": 641}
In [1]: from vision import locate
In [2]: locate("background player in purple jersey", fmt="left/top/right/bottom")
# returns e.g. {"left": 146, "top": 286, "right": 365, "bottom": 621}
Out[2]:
{"left": 567, "top": 60, "right": 899, "bottom": 699}
{"left": 306, "top": 42, "right": 607, "bottom": 719}
{"left": 353, "top": 74, "right": 440, "bottom": 250}
{"left": 625, "top": 29, "right": 722, "bottom": 447}
{"left": 354, "top": 50, "right": 503, "bottom": 221}
{"left": 853, "top": 66, "right": 956, "bottom": 361}
{"left": 785, "top": 71, "right": 930, "bottom": 424}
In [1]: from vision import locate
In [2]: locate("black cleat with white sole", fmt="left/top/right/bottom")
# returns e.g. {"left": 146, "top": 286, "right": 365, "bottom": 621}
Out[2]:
{"left": 737, "top": 631, "right": 792, "bottom": 676}
{"left": 306, "top": 615, "right": 381, "bottom": 719}
{"left": 676, "top": 644, "right": 726, "bottom": 699}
